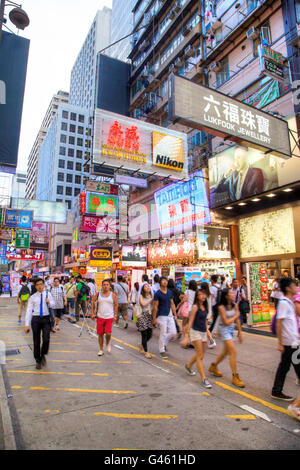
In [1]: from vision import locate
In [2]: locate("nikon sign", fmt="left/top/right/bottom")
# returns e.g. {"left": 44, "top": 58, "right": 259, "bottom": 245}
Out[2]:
{"left": 168, "top": 75, "right": 291, "bottom": 159}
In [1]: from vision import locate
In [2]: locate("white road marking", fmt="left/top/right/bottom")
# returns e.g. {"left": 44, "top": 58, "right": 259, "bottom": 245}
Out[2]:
{"left": 114, "top": 345, "right": 124, "bottom": 350}
{"left": 240, "top": 405, "right": 272, "bottom": 422}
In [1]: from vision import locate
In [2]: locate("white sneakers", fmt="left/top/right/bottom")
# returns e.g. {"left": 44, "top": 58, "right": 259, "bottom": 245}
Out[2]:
{"left": 98, "top": 350, "right": 104, "bottom": 356}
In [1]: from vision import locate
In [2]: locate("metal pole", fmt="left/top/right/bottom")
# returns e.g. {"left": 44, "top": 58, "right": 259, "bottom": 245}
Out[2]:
{"left": 0, "top": 0, "right": 6, "bottom": 43}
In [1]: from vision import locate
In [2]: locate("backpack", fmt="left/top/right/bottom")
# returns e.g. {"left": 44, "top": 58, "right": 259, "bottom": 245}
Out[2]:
{"left": 271, "top": 299, "right": 290, "bottom": 335}
{"left": 78, "top": 283, "right": 90, "bottom": 299}
{"left": 19, "top": 284, "right": 30, "bottom": 302}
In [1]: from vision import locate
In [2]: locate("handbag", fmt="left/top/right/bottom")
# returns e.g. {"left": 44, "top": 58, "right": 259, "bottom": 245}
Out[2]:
{"left": 178, "top": 301, "right": 190, "bottom": 318}
{"left": 133, "top": 303, "right": 143, "bottom": 320}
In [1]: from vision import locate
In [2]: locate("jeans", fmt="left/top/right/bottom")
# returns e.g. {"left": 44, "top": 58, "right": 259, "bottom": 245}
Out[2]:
{"left": 31, "top": 315, "right": 51, "bottom": 363}
{"left": 156, "top": 315, "right": 177, "bottom": 353}
{"left": 272, "top": 345, "right": 300, "bottom": 394}
{"left": 141, "top": 328, "right": 153, "bottom": 352}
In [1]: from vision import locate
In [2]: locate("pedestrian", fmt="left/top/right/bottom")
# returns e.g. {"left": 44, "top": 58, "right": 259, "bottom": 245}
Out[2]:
{"left": 178, "top": 280, "right": 197, "bottom": 343}
{"left": 129, "top": 282, "right": 139, "bottom": 320}
{"left": 167, "top": 278, "right": 183, "bottom": 339}
{"left": 75, "top": 275, "right": 89, "bottom": 323}
{"left": 64, "top": 277, "right": 76, "bottom": 317}
{"left": 152, "top": 276, "right": 178, "bottom": 359}
{"left": 137, "top": 274, "right": 150, "bottom": 303}
{"left": 87, "top": 278, "right": 97, "bottom": 317}
{"left": 151, "top": 274, "right": 161, "bottom": 295}
{"left": 183, "top": 289, "right": 212, "bottom": 389}
{"left": 49, "top": 277, "right": 67, "bottom": 331}
{"left": 200, "top": 282, "right": 216, "bottom": 349}
{"left": 288, "top": 392, "right": 300, "bottom": 421}
{"left": 91, "top": 279, "right": 118, "bottom": 356}
{"left": 209, "top": 274, "right": 221, "bottom": 334}
{"left": 208, "top": 288, "right": 245, "bottom": 388}
{"left": 271, "top": 277, "right": 300, "bottom": 401}
{"left": 270, "top": 277, "right": 283, "bottom": 308}
{"left": 45, "top": 276, "right": 51, "bottom": 292}
{"left": 114, "top": 275, "right": 129, "bottom": 329}
{"left": 201, "top": 272, "right": 209, "bottom": 284}
{"left": 0, "top": 278, "right": 3, "bottom": 296}
{"left": 17, "top": 275, "right": 31, "bottom": 324}
{"left": 231, "top": 279, "right": 241, "bottom": 305}
{"left": 239, "top": 276, "right": 250, "bottom": 325}
{"left": 137, "top": 283, "right": 153, "bottom": 359}
{"left": 30, "top": 277, "right": 38, "bottom": 296}
{"left": 24, "top": 278, "right": 55, "bottom": 369}
{"left": 293, "top": 272, "right": 300, "bottom": 386}
{"left": 220, "top": 275, "right": 227, "bottom": 290}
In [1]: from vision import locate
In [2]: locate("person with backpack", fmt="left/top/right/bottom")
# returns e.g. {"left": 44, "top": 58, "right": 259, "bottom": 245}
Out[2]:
{"left": 75, "top": 275, "right": 89, "bottom": 323}
{"left": 49, "top": 277, "right": 67, "bottom": 331}
{"left": 114, "top": 275, "right": 129, "bottom": 329}
{"left": 271, "top": 277, "right": 300, "bottom": 401}
{"left": 17, "top": 276, "right": 31, "bottom": 324}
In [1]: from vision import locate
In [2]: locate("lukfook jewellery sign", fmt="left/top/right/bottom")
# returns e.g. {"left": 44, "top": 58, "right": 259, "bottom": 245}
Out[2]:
{"left": 168, "top": 74, "right": 291, "bottom": 159}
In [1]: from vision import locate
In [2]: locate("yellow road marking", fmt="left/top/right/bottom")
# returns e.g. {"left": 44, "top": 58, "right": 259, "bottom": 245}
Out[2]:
{"left": 225, "top": 415, "right": 256, "bottom": 420}
{"left": 8, "top": 370, "right": 85, "bottom": 376}
{"left": 55, "top": 388, "right": 135, "bottom": 395}
{"left": 163, "top": 359, "right": 179, "bottom": 367}
{"left": 76, "top": 360, "right": 101, "bottom": 364}
{"left": 94, "top": 412, "right": 178, "bottom": 419}
{"left": 30, "top": 387, "right": 52, "bottom": 391}
{"left": 4, "top": 342, "right": 16, "bottom": 344}
{"left": 202, "top": 392, "right": 210, "bottom": 396}
{"left": 92, "top": 373, "right": 109, "bottom": 376}
{"left": 117, "top": 361, "right": 131, "bottom": 364}
{"left": 51, "top": 343, "right": 80, "bottom": 345}
{"left": 44, "top": 410, "right": 60, "bottom": 413}
{"left": 49, "top": 360, "right": 73, "bottom": 363}
{"left": 11, "top": 386, "right": 22, "bottom": 389}
{"left": 215, "top": 382, "right": 293, "bottom": 417}
{"left": 6, "top": 359, "right": 22, "bottom": 361}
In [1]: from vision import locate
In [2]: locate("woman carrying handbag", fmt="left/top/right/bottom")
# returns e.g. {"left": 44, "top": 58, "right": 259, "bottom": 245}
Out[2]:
{"left": 136, "top": 284, "right": 153, "bottom": 359}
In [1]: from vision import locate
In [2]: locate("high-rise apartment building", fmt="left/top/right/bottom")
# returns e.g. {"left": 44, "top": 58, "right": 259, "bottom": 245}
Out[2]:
{"left": 69, "top": 7, "right": 112, "bottom": 111}
{"left": 25, "top": 90, "right": 69, "bottom": 199}
{"left": 11, "top": 171, "right": 27, "bottom": 200}
{"left": 109, "top": 0, "right": 135, "bottom": 62}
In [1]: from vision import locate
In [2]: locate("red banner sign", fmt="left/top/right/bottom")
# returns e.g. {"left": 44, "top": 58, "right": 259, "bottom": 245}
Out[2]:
{"left": 6, "top": 250, "right": 44, "bottom": 261}
{"left": 148, "top": 239, "right": 195, "bottom": 266}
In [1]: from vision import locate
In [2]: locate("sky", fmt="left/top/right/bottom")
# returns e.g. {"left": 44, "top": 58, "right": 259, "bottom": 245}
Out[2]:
{"left": 11, "top": 0, "right": 112, "bottom": 173}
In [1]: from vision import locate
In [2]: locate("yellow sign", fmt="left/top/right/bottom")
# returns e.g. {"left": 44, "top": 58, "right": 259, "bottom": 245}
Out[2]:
{"left": 90, "top": 260, "right": 113, "bottom": 268}
{"left": 152, "top": 131, "right": 183, "bottom": 171}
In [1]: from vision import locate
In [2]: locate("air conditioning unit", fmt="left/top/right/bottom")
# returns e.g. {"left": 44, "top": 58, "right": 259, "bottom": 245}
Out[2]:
{"left": 183, "top": 25, "right": 192, "bottom": 37}
{"left": 246, "top": 27, "right": 258, "bottom": 40}
{"left": 184, "top": 44, "right": 195, "bottom": 57}
{"left": 174, "top": 2, "right": 181, "bottom": 13}
{"left": 175, "top": 57, "right": 184, "bottom": 67}
{"left": 169, "top": 63, "right": 175, "bottom": 72}
{"left": 133, "top": 109, "right": 142, "bottom": 119}
{"left": 208, "top": 61, "right": 220, "bottom": 72}
{"left": 210, "top": 17, "right": 223, "bottom": 31}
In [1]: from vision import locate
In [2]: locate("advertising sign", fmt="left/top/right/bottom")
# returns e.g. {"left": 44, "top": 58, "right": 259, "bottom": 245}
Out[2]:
{"left": 154, "top": 169, "right": 210, "bottom": 236}
{"left": 6, "top": 250, "right": 44, "bottom": 261}
{"left": 4, "top": 209, "right": 33, "bottom": 229}
{"left": 121, "top": 246, "right": 147, "bottom": 268}
{"left": 93, "top": 108, "right": 188, "bottom": 179}
{"left": 241, "top": 78, "right": 279, "bottom": 109}
{"left": 86, "top": 192, "right": 118, "bottom": 217}
{"left": 89, "top": 246, "right": 113, "bottom": 268}
{"left": 148, "top": 239, "right": 195, "bottom": 267}
{"left": 0, "top": 31, "right": 30, "bottom": 169}
{"left": 15, "top": 230, "right": 30, "bottom": 249}
{"left": 11, "top": 198, "right": 67, "bottom": 224}
{"left": 197, "top": 226, "right": 231, "bottom": 259}
{"left": 258, "top": 45, "right": 285, "bottom": 83}
{"left": 115, "top": 174, "right": 148, "bottom": 188}
{"left": 209, "top": 145, "right": 279, "bottom": 208}
{"left": 0, "top": 229, "right": 12, "bottom": 241}
{"left": 168, "top": 74, "right": 291, "bottom": 158}
{"left": 81, "top": 215, "right": 119, "bottom": 235}
{"left": 85, "top": 181, "right": 119, "bottom": 195}
{"left": 30, "top": 222, "right": 49, "bottom": 251}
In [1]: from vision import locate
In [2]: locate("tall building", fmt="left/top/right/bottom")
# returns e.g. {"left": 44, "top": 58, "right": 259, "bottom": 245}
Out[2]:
{"left": 25, "top": 90, "right": 69, "bottom": 199}
{"left": 109, "top": 0, "right": 135, "bottom": 62}
{"left": 11, "top": 171, "right": 27, "bottom": 200}
{"left": 69, "top": 7, "right": 112, "bottom": 111}
{"left": 0, "top": 173, "right": 12, "bottom": 208}
{"left": 36, "top": 103, "right": 91, "bottom": 211}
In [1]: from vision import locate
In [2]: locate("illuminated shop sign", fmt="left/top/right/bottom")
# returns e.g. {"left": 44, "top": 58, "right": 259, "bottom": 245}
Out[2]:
{"left": 258, "top": 45, "right": 285, "bottom": 83}
{"left": 86, "top": 192, "right": 119, "bottom": 217}
{"left": 89, "top": 246, "right": 113, "bottom": 268}
{"left": 148, "top": 239, "right": 195, "bottom": 267}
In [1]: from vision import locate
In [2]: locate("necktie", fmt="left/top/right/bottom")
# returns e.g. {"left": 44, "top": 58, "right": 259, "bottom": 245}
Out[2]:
{"left": 40, "top": 293, "right": 43, "bottom": 317}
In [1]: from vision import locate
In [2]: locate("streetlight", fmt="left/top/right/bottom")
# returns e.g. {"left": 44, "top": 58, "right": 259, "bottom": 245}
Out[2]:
{"left": 0, "top": 0, "right": 30, "bottom": 42}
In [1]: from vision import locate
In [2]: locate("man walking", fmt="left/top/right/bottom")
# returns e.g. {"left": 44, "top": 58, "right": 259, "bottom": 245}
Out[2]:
{"left": 50, "top": 278, "right": 67, "bottom": 331}
{"left": 153, "top": 277, "right": 178, "bottom": 359}
{"left": 91, "top": 279, "right": 118, "bottom": 356}
{"left": 64, "top": 277, "right": 76, "bottom": 317}
{"left": 17, "top": 275, "right": 31, "bottom": 324}
{"left": 25, "top": 278, "right": 55, "bottom": 369}
{"left": 75, "top": 275, "right": 89, "bottom": 323}
{"left": 114, "top": 275, "right": 129, "bottom": 329}
{"left": 271, "top": 277, "right": 300, "bottom": 401}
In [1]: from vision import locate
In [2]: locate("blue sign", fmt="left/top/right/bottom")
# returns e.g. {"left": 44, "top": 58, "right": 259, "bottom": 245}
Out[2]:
{"left": 0, "top": 243, "right": 7, "bottom": 264}
{"left": 0, "top": 31, "right": 30, "bottom": 167}
{"left": 154, "top": 170, "right": 211, "bottom": 236}
{"left": 4, "top": 209, "right": 33, "bottom": 229}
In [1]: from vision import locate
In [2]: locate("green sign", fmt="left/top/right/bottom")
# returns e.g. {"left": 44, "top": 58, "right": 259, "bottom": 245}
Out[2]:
{"left": 262, "top": 45, "right": 283, "bottom": 65}
{"left": 86, "top": 193, "right": 118, "bottom": 217}
{"left": 15, "top": 230, "right": 30, "bottom": 249}
{"left": 243, "top": 79, "right": 279, "bottom": 109}
{"left": 0, "top": 208, "right": 3, "bottom": 226}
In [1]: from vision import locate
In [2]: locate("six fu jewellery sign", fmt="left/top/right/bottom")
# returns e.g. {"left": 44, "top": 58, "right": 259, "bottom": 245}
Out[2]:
{"left": 168, "top": 75, "right": 291, "bottom": 159}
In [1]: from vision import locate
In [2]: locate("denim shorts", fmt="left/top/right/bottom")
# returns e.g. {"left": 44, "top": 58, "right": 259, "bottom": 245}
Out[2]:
{"left": 219, "top": 325, "right": 235, "bottom": 341}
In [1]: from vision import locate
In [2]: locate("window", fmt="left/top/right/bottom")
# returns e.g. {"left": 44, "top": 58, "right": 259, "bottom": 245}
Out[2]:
{"left": 60, "top": 134, "right": 67, "bottom": 143}
{"left": 59, "top": 146, "right": 66, "bottom": 156}
{"left": 253, "top": 23, "right": 271, "bottom": 56}
{"left": 216, "top": 57, "right": 230, "bottom": 87}
{"left": 62, "top": 110, "right": 68, "bottom": 119}
{"left": 67, "top": 161, "right": 73, "bottom": 170}
{"left": 76, "top": 163, "right": 82, "bottom": 172}
{"left": 75, "top": 175, "right": 81, "bottom": 185}
{"left": 57, "top": 186, "right": 63, "bottom": 195}
{"left": 69, "top": 136, "right": 75, "bottom": 145}
{"left": 66, "top": 174, "right": 73, "bottom": 183}
{"left": 58, "top": 173, "right": 64, "bottom": 182}
{"left": 69, "top": 124, "right": 76, "bottom": 133}
{"left": 79, "top": 114, "right": 85, "bottom": 123}
{"left": 56, "top": 199, "right": 63, "bottom": 202}
{"left": 70, "top": 112, "right": 77, "bottom": 121}
{"left": 296, "top": 0, "right": 300, "bottom": 23}
{"left": 78, "top": 126, "right": 84, "bottom": 135}
{"left": 77, "top": 138, "right": 83, "bottom": 146}
{"left": 76, "top": 150, "right": 83, "bottom": 159}
{"left": 66, "top": 187, "right": 72, "bottom": 196}
{"left": 61, "top": 122, "right": 67, "bottom": 131}
{"left": 74, "top": 188, "right": 81, "bottom": 197}
{"left": 58, "top": 159, "right": 65, "bottom": 169}
{"left": 247, "top": 0, "right": 257, "bottom": 13}
{"left": 66, "top": 200, "right": 72, "bottom": 210}
{"left": 68, "top": 148, "right": 74, "bottom": 157}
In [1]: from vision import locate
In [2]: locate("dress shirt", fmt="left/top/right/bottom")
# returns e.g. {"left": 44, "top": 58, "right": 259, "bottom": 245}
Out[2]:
{"left": 25, "top": 291, "right": 55, "bottom": 326}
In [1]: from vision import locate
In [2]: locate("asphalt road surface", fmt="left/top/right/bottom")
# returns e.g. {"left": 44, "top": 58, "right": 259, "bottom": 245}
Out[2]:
{"left": 0, "top": 297, "right": 300, "bottom": 450}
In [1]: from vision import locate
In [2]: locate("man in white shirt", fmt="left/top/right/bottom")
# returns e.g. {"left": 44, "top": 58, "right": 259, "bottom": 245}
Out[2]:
{"left": 49, "top": 278, "right": 67, "bottom": 331}
{"left": 151, "top": 274, "right": 161, "bottom": 296}
{"left": 114, "top": 275, "right": 129, "bottom": 329}
{"left": 271, "top": 277, "right": 300, "bottom": 401}
{"left": 25, "top": 278, "right": 55, "bottom": 369}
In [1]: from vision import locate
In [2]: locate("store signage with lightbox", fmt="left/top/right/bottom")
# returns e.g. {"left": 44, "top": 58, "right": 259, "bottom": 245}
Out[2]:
{"left": 85, "top": 192, "right": 118, "bottom": 217}
{"left": 89, "top": 246, "right": 113, "bottom": 268}
{"left": 121, "top": 245, "right": 147, "bottom": 268}
{"left": 11, "top": 198, "right": 67, "bottom": 224}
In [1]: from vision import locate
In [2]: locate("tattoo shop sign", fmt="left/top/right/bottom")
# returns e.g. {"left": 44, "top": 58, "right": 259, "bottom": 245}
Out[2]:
{"left": 168, "top": 74, "right": 291, "bottom": 159}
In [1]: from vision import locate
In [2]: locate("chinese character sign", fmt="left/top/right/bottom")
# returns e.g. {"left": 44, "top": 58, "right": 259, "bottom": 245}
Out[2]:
{"left": 169, "top": 75, "right": 291, "bottom": 158}
{"left": 148, "top": 239, "right": 195, "bottom": 267}
{"left": 86, "top": 193, "right": 119, "bottom": 217}
{"left": 4, "top": 209, "right": 33, "bottom": 229}
{"left": 81, "top": 215, "right": 119, "bottom": 235}
{"left": 15, "top": 230, "right": 30, "bottom": 249}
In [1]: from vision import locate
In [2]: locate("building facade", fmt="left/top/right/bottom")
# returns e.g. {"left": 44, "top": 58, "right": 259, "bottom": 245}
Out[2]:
{"left": 109, "top": 0, "right": 136, "bottom": 61}
{"left": 11, "top": 171, "right": 27, "bottom": 200}
{"left": 25, "top": 90, "right": 69, "bottom": 200}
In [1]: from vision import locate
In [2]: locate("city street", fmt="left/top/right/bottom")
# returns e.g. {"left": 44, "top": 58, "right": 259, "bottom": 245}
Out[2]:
{"left": 0, "top": 297, "right": 299, "bottom": 450}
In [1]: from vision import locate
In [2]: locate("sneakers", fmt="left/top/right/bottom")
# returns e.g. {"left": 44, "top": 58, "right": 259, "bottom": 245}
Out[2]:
{"left": 208, "top": 363, "right": 223, "bottom": 377}
{"left": 160, "top": 352, "right": 168, "bottom": 359}
{"left": 202, "top": 379, "right": 212, "bottom": 389}
{"left": 98, "top": 350, "right": 104, "bottom": 356}
{"left": 288, "top": 403, "right": 300, "bottom": 421}
{"left": 271, "top": 392, "right": 294, "bottom": 401}
{"left": 208, "top": 339, "right": 217, "bottom": 349}
{"left": 106, "top": 344, "right": 111, "bottom": 353}
{"left": 114, "top": 323, "right": 119, "bottom": 328}
{"left": 36, "top": 362, "right": 42, "bottom": 370}
{"left": 185, "top": 364, "right": 196, "bottom": 376}
{"left": 232, "top": 373, "right": 245, "bottom": 388}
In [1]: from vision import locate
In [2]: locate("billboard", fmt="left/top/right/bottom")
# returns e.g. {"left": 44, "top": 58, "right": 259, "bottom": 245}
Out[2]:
{"left": 168, "top": 74, "right": 291, "bottom": 159}
{"left": 4, "top": 209, "right": 33, "bottom": 229}
{"left": 81, "top": 215, "right": 119, "bottom": 235}
{"left": 154, "top": 169, "right": 210, "bottom": 236}
{"left": 93, "top": 109, "right": 188, "bottom": 179}
{"left": 115, "top": 174, "right": 148, "bottom": 188}
{"left": 196, "top": 226, "right": 231, "bottom": 259}
{"left": 148, "top": 239, "right": 195, "bottom": 267}
{"left": 85, "top": 181, "right": 118, "bottom": 195}
{"left": 85, "top": 192, "right": 118, "bottom": 217}
{"left": 0, "top": 31, "right": 30, "bottom": 169}
{"left": 89, "top": 246, "right": 113, "bottom": 268}
{"left": 30, "top": 222, "right": 49, "bottom": 251}
{"left": 6, "top": 249, "right": 44, "bottom": 261}
{"left": 209, "top": 145, "right": 279, "bottom": 208}
{"left": 11, "top": 198, "right": 67, "bottom": 224}
{"left": 121, "top": 245, "right": 147, "bottom": 267}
